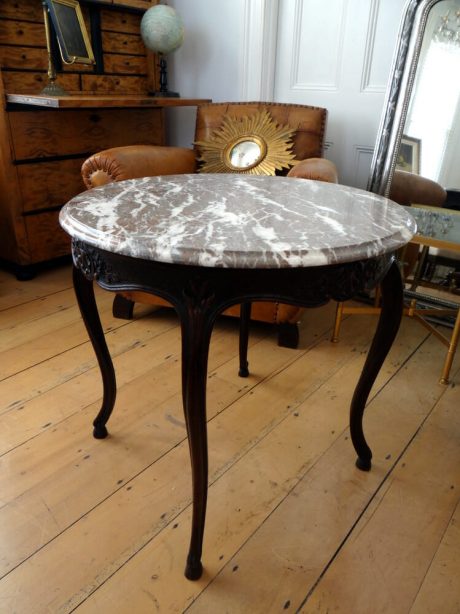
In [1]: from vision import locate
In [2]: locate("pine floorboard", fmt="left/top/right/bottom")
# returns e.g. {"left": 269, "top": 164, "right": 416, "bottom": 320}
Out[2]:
{"left": 0, "top": 263, "right": 458, "bottom": 613}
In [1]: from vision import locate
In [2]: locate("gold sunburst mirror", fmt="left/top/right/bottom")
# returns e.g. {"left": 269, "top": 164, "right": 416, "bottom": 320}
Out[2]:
{"left": 195, "top": 110, "right": 298, "bottom": 175}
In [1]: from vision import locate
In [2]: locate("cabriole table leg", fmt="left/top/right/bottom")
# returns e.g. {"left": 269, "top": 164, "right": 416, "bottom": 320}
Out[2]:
{"left": 178, "top": 298, "right": 217, "bottom": 580}
{"left": 349, "top": 260, "right": 403, "bottom": 470}
{"left": 72, "top": 265, "right": 117, "bottom": 439}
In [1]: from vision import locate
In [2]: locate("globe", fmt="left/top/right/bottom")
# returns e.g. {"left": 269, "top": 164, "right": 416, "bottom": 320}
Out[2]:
{"left": 140, "top": 5, "right": 184, "bottom": 55}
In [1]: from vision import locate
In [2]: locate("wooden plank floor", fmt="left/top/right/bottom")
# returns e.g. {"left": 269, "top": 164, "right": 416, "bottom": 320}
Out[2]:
{"left": 0, "top": 264, "right": 458, "bottom": 613}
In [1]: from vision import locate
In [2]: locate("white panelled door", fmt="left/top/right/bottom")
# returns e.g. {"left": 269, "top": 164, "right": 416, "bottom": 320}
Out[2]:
{"left": 274, "top": 0, "right": 406, "bottom": 187}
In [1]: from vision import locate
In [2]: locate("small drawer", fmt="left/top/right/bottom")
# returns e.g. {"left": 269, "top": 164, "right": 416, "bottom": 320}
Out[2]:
{"left": 24, "top": 211, "right": 71, "bottom": 263}
{"left": 9, "top": 108, "right": 165, "bottom": 160}
{"left": 18, "top": 159, "right": 87, "bottom": 213}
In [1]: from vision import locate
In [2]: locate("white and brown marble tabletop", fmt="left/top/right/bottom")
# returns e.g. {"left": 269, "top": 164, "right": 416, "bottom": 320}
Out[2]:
{"left": 60, "top": 174, "right": 416, "bottom": 269}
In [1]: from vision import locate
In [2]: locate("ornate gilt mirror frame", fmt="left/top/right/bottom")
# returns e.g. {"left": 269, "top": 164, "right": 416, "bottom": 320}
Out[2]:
{"left": 195, "top": 110, "right": 297, "bottom": 175}
{"left": 368, "top": 0, "right": 443, "bottom": 196}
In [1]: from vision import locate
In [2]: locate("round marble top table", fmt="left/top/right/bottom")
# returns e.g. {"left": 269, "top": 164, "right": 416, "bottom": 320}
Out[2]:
{"left": 60, "top": 174, "right": 416, "bottom": 581}
{"left": 61, "top": 174, "right": 415, "bottom": 268}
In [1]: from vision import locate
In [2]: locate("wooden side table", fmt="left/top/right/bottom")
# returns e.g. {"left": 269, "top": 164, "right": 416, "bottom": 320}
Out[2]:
{"left": 60, "top": 174, "right": 416, "bottom": 580}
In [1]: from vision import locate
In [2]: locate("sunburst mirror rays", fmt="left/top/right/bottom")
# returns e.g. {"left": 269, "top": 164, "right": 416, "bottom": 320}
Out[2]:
{"left": 195, "top": 110, "right": 298, "bottom": 175}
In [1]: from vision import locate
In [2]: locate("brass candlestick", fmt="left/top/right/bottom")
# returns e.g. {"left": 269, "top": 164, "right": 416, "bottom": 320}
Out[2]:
{"left": 41, "top": 2, "right": 67, "bottom": 96}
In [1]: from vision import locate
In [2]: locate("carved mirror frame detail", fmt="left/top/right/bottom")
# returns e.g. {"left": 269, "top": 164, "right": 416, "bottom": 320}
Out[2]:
{"left": 195, "top": 109, "right": 298, "bottom": 175}
{"left": 368, "top": 0, "right": 442, "bottom": 196}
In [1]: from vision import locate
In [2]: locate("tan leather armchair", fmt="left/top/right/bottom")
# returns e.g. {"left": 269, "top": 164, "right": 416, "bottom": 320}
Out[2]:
{"left": 389, "top": 169, "right": 447, "bottom": 206}
{"left": 81, "top": 101, "right": 338, "bottom": 348}
{"left": 389, "top": 170, "right": 447, "bottom": 278}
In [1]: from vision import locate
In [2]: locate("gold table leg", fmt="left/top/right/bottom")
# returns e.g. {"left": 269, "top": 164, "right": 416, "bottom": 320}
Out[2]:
{"left": 331, "top": 301, "right": 344, "bottom": 343}
{"left": 439, "top": 305, "right": 460, "bottom": 385}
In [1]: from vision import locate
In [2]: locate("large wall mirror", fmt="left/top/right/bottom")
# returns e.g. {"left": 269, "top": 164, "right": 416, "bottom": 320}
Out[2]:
{"left": 368, "top": 0, "right": 460, "bottom": 200}
{"left": 367, "top": 0, "right": 460, "bottom": 366}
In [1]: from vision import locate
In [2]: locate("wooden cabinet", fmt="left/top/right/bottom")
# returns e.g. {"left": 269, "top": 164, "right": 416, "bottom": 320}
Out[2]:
{"left": 0, "top": 0, "right": 209, "bottom": 276}
{"left": 1, "top": 98, "right": 166, "bottom": 268}
{"left": 9, "top": 107, "right": 166, "bottom": 159}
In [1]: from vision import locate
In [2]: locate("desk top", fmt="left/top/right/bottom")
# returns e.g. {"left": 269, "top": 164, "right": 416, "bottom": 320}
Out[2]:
{"left": 6, "top": 94, "right": 211, "bottom": 109}
{"left": 60, "top": 175, "right": 416, "bottom": 269}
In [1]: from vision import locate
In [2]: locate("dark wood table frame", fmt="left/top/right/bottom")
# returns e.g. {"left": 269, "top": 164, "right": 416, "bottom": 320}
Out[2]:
{"left": 71, "top": 238, "right": 403, "bottom": 580}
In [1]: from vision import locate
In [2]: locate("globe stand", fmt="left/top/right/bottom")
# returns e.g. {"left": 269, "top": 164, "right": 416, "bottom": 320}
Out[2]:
{"left": 150, "top": 55, "right": 180, "bottom": 97}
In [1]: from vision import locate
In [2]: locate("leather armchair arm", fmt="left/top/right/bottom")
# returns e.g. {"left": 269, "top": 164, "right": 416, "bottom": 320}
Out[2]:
{"left": 389, "top": 170, "right": 447, "bottom": 206}
{"left": 287, "top": 157, "right": 338, "bottom": 183}
{"left": 81, "top": 144, "right": 197, "bottom": 189}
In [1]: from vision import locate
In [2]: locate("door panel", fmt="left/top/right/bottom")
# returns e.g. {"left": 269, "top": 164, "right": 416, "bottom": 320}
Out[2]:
{"left": 274, "top": 0, "right": 406, "bottom": 187}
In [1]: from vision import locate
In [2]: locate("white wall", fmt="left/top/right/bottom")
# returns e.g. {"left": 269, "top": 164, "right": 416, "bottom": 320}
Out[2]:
{"left": 166, "top": 0, "right": 406, "bottom": 187}
{"left": 167, "top": 0, "right": 246, "bottom": 147}
{"left": 274, "top": 0, "right": 407, "bottom": 187}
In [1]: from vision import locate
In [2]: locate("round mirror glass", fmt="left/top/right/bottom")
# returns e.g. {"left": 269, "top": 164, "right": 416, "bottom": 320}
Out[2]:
{"left": 229, "top": 140, "right": 263, "bottom": 169}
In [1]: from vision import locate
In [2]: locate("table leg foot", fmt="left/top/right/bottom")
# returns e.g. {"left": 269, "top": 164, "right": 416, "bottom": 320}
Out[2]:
{"left": 185, "top": 554, "right": 203, "bottom": 581}
{"left": 93, "top": 424, "right": 109, "bottom": 439}
{"left": 356, "top": 456, "right": 372, "bottom": 471}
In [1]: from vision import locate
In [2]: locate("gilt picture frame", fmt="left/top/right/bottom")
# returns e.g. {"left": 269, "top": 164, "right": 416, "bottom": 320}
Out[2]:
{"left": 44, "top": 0, "right": 95, "bottom": 65}
{"left": 397, "top": 135, "right": 421, "bottom": 174}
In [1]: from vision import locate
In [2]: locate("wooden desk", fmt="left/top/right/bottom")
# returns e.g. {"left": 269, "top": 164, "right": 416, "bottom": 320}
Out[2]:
{"left": 6, "top": 94, "right": 210, "bottom": 109}
{"left": 0, "top": 94, "right": 210, "bottom": 277}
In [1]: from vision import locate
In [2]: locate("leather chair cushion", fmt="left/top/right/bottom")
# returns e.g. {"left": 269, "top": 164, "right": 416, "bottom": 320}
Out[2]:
{"left": 81, "top": 145, "right": 197, "bottom": 189}
{"left": 287, "top": 157, "right": 338, "bottom": 183}
{"left": 389, "top": 170, "right": 447, "bottom": 207}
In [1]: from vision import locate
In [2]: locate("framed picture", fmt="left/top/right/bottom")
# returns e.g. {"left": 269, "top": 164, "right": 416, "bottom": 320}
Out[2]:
{"left": 44, "top": 0, "right": 95, "bottom": 65}
{"left": 396, "top": 135, "right": 421, "bottom": 174}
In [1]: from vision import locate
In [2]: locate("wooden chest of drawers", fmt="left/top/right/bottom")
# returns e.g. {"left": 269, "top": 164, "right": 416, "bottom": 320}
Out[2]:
{"left": 1, "top": 101, "right": 166, "bottom": 272}
{"left": 0, "top": 0, "right": 162, "bottom": 277}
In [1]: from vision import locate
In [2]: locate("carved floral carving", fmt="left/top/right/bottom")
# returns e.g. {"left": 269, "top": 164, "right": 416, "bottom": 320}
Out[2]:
{"left": 72, "top": 240, "right": 119, "bottom": 283}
